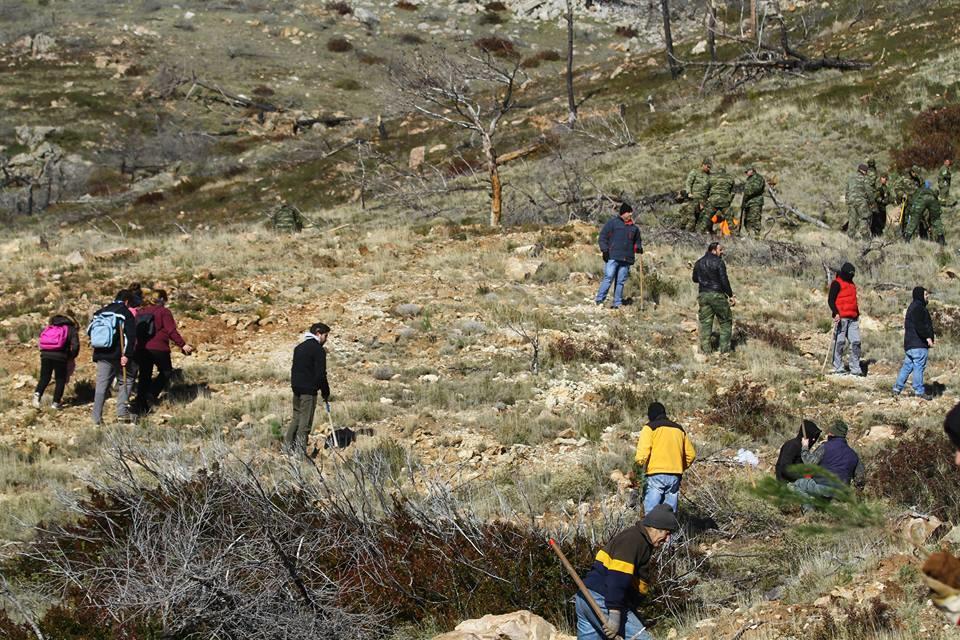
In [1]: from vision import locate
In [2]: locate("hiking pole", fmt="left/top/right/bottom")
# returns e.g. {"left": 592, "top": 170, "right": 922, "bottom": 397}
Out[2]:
{"left": 325, "top": 401, "right": 340, "bottom": 449}
{"left": 820, "top": 322, "right": 839, "bottom": 374}
{"left": 638, "top": 255, "right": 644, "bottom": 313}
{"left": 548, "top": 539, "right": 622, "bottom": 640}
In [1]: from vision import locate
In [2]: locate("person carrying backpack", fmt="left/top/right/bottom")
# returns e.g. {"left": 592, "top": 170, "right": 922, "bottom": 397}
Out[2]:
{"left": 89, "top": 289, "right": 137, "bottom": 425}
{"left": 133, "top": 290, "right": 194, "bottom": 413}
{"left": 33, "top": 314, "right": 80, "bottom": 410}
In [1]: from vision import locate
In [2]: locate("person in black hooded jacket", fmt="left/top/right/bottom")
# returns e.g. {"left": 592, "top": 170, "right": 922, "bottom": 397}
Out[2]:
{"left": 893, "top": 287, "right": 935, "bottom": 400}
{"left": 775, "top": 420, "right": 822, "bottom": 482}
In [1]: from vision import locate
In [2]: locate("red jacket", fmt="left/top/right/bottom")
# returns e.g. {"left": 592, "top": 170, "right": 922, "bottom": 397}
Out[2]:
{"left": 834, "top": 277, "right": 859, "bottom": 319}
{"left": 140, "top": 305, "right": 186, "bottom": 352}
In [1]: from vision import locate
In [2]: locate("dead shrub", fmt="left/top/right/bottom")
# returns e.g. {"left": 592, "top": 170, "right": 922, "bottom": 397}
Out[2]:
{"left": 356, "top": 50, "right": 387, "bottom": 65}
{"left": 394, "top": 0, "right": 418, "bottom": 9}
{"left": 398, "top": 32, "right": 425, "bottom": 45}
{"left": 325, "top": 1, "right": 353, "bottom": 15}
{"left": 705, "top": 380, "right": 778, "bottom": 439}
{"left": 522, "top": 49, "right": 562, "bottom": 68}
{"left": 811, "top": 598, "right": 898, "bottom": 640}
{"left": 548, "top": 335, "right": 617, "bottom": 364}
{"left": 474, "top": 36, "right": 517, "bottom": 59}
{"left": 738, "top": 321, "right": 799, "bottom": 353}
{"left": 931, "top": 304, "right": 960, "bottom": 340}
{"left": 133, "top": 191, "right": 164, "bottom": 205}
{"left": 485, "top": 1, "right": 507, "bottom": 10}
{"left": 252, "top": 85, "right": 275, "bottom": 97}
{"left": 869, "top": 430, "right": 960, "bottom": 522}
{"left": 891, "top": 103, "right": 960, "bottom": 171}
{"left": 615, "top": 25, "right": 638, "bottom": 38}
{"left": 326, "top": 37, "right": 354, "bottom": 53}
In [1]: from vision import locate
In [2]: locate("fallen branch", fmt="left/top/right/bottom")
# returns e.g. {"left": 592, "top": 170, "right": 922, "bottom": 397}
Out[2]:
{"left": 767, "top": 185, "right": 829, "bottom": 229}
{"left": 496, "top": 143, "right": 542, "bottom": 165}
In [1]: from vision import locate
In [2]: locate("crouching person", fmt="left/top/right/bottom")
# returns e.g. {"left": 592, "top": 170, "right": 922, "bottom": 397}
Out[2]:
{"left": 792, "top": 419, "right": 865, "bottom": 499}
{"left": 576, "top": 505, "right": 679, "bottom": 640}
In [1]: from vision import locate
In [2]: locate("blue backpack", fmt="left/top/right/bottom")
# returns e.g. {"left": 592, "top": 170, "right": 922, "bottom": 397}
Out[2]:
{"left": 87, "top": 311, "right": 125, "bottom": 349}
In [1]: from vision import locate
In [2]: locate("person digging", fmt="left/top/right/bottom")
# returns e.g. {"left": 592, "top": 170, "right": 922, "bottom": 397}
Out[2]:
{"left": 575, "top": 504, "right": 679, "bottom": 640}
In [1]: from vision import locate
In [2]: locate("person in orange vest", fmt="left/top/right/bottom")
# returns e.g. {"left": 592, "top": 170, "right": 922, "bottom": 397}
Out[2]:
{"left": 828, "top": 262, "right": 863, "bottom": 376}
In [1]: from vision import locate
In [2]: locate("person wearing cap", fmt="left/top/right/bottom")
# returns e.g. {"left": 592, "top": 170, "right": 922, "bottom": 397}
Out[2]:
{"left": 682, "top": 158, "right": 712, "bottom": 232}
{"left": 693, "top": 242, "right": 735, "bottom": 354}
{"left": 903, "top": 180, "right": 945, "bottom": 245}
{"left": 740, "top": 167, "right": 766, "bottom": 235}
{"left": 285, "top": 322, "right": 332, "bottom": 457}
{"left": 793, "top": 419, "right": 866, "bottom": 499}
{"left": 893, "top": 287, "right": 935, "bottom": 401}
{"left": 775, "top": 419, "right": 822, "bottom": 483}
{"left": 635, "top": 402, "right": 696, "bottom": 514}
{"left": 827, "top": 262, "right": 863, "bottom": 376}
{"left": 577, "top": 504, "right": 678, "bottom": 640}
{"left": 595, "top": 203, "right": 643, "bottom": 310}
{"left": 846, "top": 164, "right": 872, "bottom": 240}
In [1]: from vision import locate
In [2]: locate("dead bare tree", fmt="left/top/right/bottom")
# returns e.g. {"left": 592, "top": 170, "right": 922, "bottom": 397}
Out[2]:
{"left": 390, "top": 47, "right": 526, "bottom": 227}
{"left": 660, "top": 0, "right": 682, "bottom": 79}
{"left": 565, "top": 0, "right": 578, "bottom": 126}
{"left": 706, "top": 0, "right": 718, "bottom": 62}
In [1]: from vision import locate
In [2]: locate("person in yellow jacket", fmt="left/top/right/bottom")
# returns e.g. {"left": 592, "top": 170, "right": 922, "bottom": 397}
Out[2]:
{"left": 635, "top": 402, "right": 697, "bottom": 514}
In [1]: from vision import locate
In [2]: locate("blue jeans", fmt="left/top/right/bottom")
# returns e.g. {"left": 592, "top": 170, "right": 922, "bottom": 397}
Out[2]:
{"left": 643, "top": 473, "right": 681, "bottom": 515}
{"left": 575, "top": 590, "right": 651, "bottom": 640}
{"left": 595, "top": 260, "right": 631, "bottom": 307}
{"left": 893, "top": 348, "right": 929, "bottom": 395}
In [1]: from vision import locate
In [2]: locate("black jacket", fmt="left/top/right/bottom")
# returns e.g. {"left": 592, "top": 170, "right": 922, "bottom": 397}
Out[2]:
{"left": 904, "top": 290, "right": 934, "bottom": 351}
{"left": 40, "top": 315, "right": 81, "bottom": 363}
{"left": 775, "top": 421, "right": 822, "bottom": 482}
{"left": 91, "top": 302, "right": 136, "bottom": 363}
{"left": 598, "top": 216, "right": 642, "bottom": 264}
{"left": 291, "top": 335, "right": 330, "bottom": 398}
{"left": 692, "top": 252, "right": 733, "bottom": 297}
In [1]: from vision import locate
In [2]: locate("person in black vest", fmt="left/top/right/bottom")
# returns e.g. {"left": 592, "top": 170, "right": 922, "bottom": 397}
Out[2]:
{"left": 285, "top": 322, "right": 331, "bottom": 457}
{"left": 892, "top": 287, "right": 935, "bottom": 401}
{"left": 775, "top": 419, "right": 822, "bottom": 483}
{"left": 793, "top": 419, "right": 865, "bottom": 499}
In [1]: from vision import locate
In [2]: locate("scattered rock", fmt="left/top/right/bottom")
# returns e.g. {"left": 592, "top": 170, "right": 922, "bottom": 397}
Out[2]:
{"left": 64, "top": 251, "right": 86, "bottom": 266}
{"left": 433, "top": 610, "right": 574, "bottom": 640}
{"left": 691, "top": 39, "right": 708, "bottom": 55}
{"left": 504, "top": 257, "right": 543, "bottom": 282}
{"left": 419, "top": 374, "right": 440, "bottom": 383}
{"left": 899, "top": 512, "right": 945, "bottom": 546}
{"left": 373, "top": 366, "right": 395, "bottom": 381}
{"left": 409, "top": 146, "right": 427, "bottom": 170}
{"left": 15, "top": 126, "right": 59, "bottom": 149}
{"left": 393, "top": 303, "right": 423, "bottom": 318}
{"left": 511, "top": 244, "right": 543, "bottom": 258}
{"left": 861, "top": 425, "right": 898, "bottom": 443}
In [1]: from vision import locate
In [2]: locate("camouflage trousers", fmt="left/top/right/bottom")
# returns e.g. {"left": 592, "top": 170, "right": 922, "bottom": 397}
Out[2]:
{"left": 904, "top": 208, "right": 945, "bottom": 241}
{"left": 681, "top": 201, "right": 707, "bottom": 231}
{"left": 698, "top": 292, "right": 733, "bottom": 353}
{"left": 846, "top": 202, "right": 871, "bottom": 240}
{"left": 740, "top": 202, "right": 763, "bottom": 234}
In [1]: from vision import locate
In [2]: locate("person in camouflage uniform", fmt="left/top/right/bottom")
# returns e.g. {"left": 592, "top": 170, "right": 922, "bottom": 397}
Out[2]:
{"left": 704, "top": 166, "right": 735, "bottom": 234}
{"left": 846, "top": 164, "right": 872, "bottom": 240}
{"left": 904, "top": 181, "right": 945, "bottom": 245}
{"left": 872, "top": 174, "right": 893, "bottom": 237}
{"left": 740, "top": 167, "right": 765, "bottom": 235}
{"left": 865, "top": 159, "right": 879, "bottom": 203}
{"left": 940, "top": 159, "right": 953, "bottom": 205}
{"left": 682, "top": 159, "right": 712, "bottom": 232}
{"left": 268, "top": 203, "right": 305, "bottom": 232}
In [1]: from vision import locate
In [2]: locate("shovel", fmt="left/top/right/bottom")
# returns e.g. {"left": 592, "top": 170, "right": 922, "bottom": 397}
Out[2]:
{"left": 820, "top": 321, "right": 839, "bottom": 374}
{"left": 548, "top": 539, "right": 623, "bottom": 640}
{"left": 325, "top": 401, "right": 340, "bottom": 449}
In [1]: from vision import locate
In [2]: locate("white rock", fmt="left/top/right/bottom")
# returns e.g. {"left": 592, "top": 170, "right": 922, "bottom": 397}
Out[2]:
{"left": 691, "top": 39, "right": 708, "bottom": 55}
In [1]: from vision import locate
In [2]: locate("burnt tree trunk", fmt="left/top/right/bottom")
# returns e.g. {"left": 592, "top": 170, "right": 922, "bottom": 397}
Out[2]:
{"left": 565, "top": 0, "right": 577, "bottom": 126}
{"left": 707, "top": 0, "right": 718, "bottom": 62}
{"left": 661, "top": 0, "right": 680, "bottom": 79}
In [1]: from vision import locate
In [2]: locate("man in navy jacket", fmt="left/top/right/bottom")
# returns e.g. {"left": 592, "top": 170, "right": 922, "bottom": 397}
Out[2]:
{"left": 595, "top": 203, "right": 643, "bottom": 309}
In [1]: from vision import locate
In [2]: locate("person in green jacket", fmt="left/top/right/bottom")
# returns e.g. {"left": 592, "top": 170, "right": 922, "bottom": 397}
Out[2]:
{"left": 704, "top": 166, "right": 735, "bottom": 234}
{"left": 740, "top": 167, "right": 765, "bottom": 235}
{"left": 904, "top": 181, "right": 945, "bottom": 245}
{"left": 846, "top": 164, "right": 872, "bottom": 240}
{"left": 939, "top": 159, "right": 952, "bottom": 201}
{"left": 682, "top": 159, "right": 712, "bottom": 231}
{"left": 872, "top": 174, "right": 893, "bottom": 237}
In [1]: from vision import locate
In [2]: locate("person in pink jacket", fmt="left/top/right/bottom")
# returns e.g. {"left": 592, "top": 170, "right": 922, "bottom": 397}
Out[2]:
{"left": 133, "top": 289, "right": 193, "bottom": 413}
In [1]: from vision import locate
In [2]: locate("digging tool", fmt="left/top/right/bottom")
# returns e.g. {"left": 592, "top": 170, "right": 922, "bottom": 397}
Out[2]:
{"left": 638, "top": 255, "right": 645, "bottom": 313}
{"left": 548, "top": 539, "right": 622, "bottom": 640}
{"left": 325, "top": 401, "right": 340, "bottom": 449}
{"left": 821, "top": 321, "right": 840, "bottom": 374}
{"left": 120, "top": 326, "right": 127, "bottom": 390}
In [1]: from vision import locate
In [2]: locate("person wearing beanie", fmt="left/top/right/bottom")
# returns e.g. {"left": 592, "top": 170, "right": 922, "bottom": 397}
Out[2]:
{"left": 893, "top": 287, "right": 935, "bottom": 401}
{"left": 595, "top": 202, "right": 643, "bottom": 310}
{"left": 794, "top": 418, "right": 865, "bottom": 499}
{"left": 285, "top": 322, "right": 332, "bottom": 457}
{"left": 775, "top": 419, "right": 822, "bottom": 482}
{"left": 827, "top": 262, "right": 863, "bottom": 376}
{"left": 846, "top": 164, "right": 872, "bottom": 239}
{"left": 577, "top": 505, "right": 678, "bottom": 640}
{"left": 635, "top": 402, "right": 697, "bottom": 515}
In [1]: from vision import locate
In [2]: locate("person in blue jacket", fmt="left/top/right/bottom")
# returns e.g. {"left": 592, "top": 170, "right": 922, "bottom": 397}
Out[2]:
{"left": 595, "top": 203, "right": 643, "bottom": 309}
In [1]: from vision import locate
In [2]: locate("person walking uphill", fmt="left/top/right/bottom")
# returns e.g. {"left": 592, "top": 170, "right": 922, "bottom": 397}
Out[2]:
{"left": 846, "top": 164, "right": 872, "bottom": 240}
{"left": 595, "top": 203, "right": 643, "bottom": 309}
{"left": 828, "top": 262, "right": 863, "bottom": 376}
{"left": 90, "top": 290, "right": 137, "bottom": 425}
{"left": 893, "top": 287, "right": 935, "bottom": 401}
{"left": 576, "top": 504, "right": 679, "bottom": 640}
{"left": 634, "top": 402, "right": 696, "bottom": 514}
{"left": 740, "top": 167, "right": 766, "bottom": 235}
{"left": 33, "top": 314, "right": 80, "bottom": 410}
{"left": 134, "top": 290, "right": 194, "bottom": 413}
{"left": 693, "top": 242, "right": 735, "bottom": 354}
{"left": 285, "top": 322, "right": 331, "bottom": 457}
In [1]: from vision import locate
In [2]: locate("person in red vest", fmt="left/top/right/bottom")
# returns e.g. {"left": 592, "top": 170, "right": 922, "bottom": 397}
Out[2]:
{"left": 828, "top": 262, "right": 863, "bottom": 376}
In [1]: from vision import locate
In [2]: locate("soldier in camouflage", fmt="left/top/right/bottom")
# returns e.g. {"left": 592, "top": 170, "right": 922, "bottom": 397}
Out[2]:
{"left": 705, "top": 166, "right": 735, "bottom": 234}
{"left": 846, "top": 164, "right": 872, "bottom": 240}
{"left": 682, "top": 159, "right": 712, "bottom": 232}
{"left": 904, "top": 181, "right": 945, "bottom": 245}
{"left": 940, "top": 159, "right": 953, "bottom": 204}
{"left": 740, "top": 167, "right": 765, "bottom": 235}
{"left": 872, "top": 174, "right": 893, "bottom": 237}
{"left": 865, "top": 159, "right": 879, "bottom": 204}
{"left": 268, "top": 203, "right": 305, "bottom": 233}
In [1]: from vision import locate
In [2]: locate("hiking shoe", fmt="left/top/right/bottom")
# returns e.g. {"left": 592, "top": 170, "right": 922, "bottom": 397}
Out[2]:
{"left": 50, "top": 402, "right": 63, "bottom": 411}
{"left": 32, "top": 393, "right": 41, "bottom": 408}
{"left": 891, "top": 390, "right": 901, "bottom": 399}
{"left": 917, "top": 393, "right": 933, "bottom": 401}
{"left": 828, "top": 369, "right": 847, "bottom": 376}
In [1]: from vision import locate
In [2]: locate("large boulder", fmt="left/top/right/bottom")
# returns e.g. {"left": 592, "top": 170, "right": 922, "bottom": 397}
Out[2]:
{"left": 432, "top": 610, "right": 574, "bottom": 640}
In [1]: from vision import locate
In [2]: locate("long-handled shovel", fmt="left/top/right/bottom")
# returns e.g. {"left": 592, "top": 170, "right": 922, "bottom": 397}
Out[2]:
{"left": 638, "top": 256, "right": 645, "bottom": 313}
{"left": 548, "top": 539, "right": 622, "bottom": 640}
{"left": 325, "top": 401, "right": 340, "bottom": 449}
{"left": 820, "top": 322, "right": 839, "bottom": 375}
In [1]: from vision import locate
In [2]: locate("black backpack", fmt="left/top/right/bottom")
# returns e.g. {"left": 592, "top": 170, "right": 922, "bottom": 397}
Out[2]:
{"left": 136, "top": 312, "right": 157, "bottom": 343}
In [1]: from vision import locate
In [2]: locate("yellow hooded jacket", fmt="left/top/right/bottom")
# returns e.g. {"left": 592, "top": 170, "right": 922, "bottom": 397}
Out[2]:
{"left": 635, "top": 416, "right": 696, "bottom": 475}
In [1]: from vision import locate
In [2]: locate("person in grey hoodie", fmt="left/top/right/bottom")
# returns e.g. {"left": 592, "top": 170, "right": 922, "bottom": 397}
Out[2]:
{"left": 285, "top": 322, "right": 331, "bottom": 456}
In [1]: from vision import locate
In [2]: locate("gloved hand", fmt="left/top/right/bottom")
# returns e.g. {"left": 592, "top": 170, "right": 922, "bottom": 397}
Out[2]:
{"left": 601, "top": 609, "right": 621, "bottom": 639}
{"left": 602, "top": 252, "right": 610, "bottom": 262}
